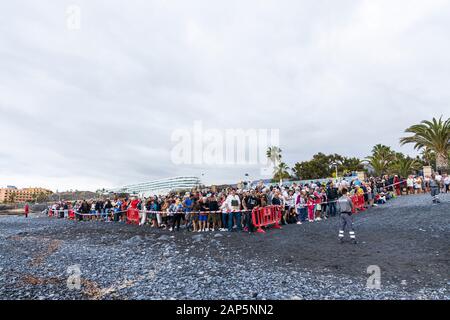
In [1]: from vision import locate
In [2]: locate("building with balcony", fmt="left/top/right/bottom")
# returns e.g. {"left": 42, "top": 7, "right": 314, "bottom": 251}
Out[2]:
{"left": 0, "top": 187, "right": 53, "bottom": 203}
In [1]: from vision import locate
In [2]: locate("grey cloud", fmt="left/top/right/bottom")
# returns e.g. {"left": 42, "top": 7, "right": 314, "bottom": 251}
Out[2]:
{"left": 0, "top": 0, "right": 449, "bottom": 190}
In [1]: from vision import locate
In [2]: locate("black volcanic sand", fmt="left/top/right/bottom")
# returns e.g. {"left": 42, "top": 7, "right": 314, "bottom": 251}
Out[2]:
{"left": 0, "top": 193, "right": 448, "bottom": 300}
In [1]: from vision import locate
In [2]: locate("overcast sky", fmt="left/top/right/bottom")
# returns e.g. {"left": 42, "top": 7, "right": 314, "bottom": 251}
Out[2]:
{"left": 1, "top": 0, "right": 449, "bottom": 191}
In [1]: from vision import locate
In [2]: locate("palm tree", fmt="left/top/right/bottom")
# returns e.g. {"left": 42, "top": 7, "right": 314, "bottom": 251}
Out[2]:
{"left": 365, "top": 144, "right": 395, "bottom": 176}
{"left": 420, "top": 147, "right": 436, "bottom": 167}
{"left": 273, "top": 162, "right": 290, "bottom": 185}
{"left": 266, "top": 146, "right": 282, "bottom": 167}
{"left": 340, "top": 157, "right": 364, "bottom": 173}
{"left": 390, "top": 157, "right": 421, "bottom": 178}
{"left": 400, "top": 116, "right": 450, "bottom": 173}
{"left": 373, "top": 144, "right": 396, "bottom": 161}
{"left": 365, "top": 155, "right": 385, "bottom": 176}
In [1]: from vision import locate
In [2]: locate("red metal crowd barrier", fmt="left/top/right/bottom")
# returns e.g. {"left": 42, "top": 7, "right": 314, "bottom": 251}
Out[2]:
{"left": 251, "top": 205, "right": 282, "bottom": 233}
{"left": 126, "top": 208, "right": 140, "bottom": 225}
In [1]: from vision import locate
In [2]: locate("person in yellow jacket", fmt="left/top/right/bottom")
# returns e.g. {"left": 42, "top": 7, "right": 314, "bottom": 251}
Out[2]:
{"left": 356, "top": 185, "right": 364, "bottom": 196}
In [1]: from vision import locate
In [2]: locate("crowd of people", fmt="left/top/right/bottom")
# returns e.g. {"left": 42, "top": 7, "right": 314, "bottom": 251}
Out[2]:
{"left": 45, "top": 172, "right": 447, "bottom": 233}
{"left": 405, "top": 173, "right": 449, "bottom": 199}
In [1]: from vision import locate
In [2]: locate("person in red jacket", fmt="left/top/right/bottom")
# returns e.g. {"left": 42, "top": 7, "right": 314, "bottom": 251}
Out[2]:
{"left": 130, "top": 198, "right": 139, "bottom": 208}
{"left": 24, "top": 203, "right": 29, "bottom": 218}
{"left": 127, "top": 197, "right": 140, "bottom": 224}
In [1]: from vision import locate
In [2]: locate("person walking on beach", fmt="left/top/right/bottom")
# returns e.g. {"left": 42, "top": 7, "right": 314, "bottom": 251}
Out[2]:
{"left": 430, "top": 173, "right": 441, "bottom": 204}
{"left": 337, "top": 188, "right": 357, "bottom": 244}
{"left": 24, "top": 203, "right": 29, "bottom": 218}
